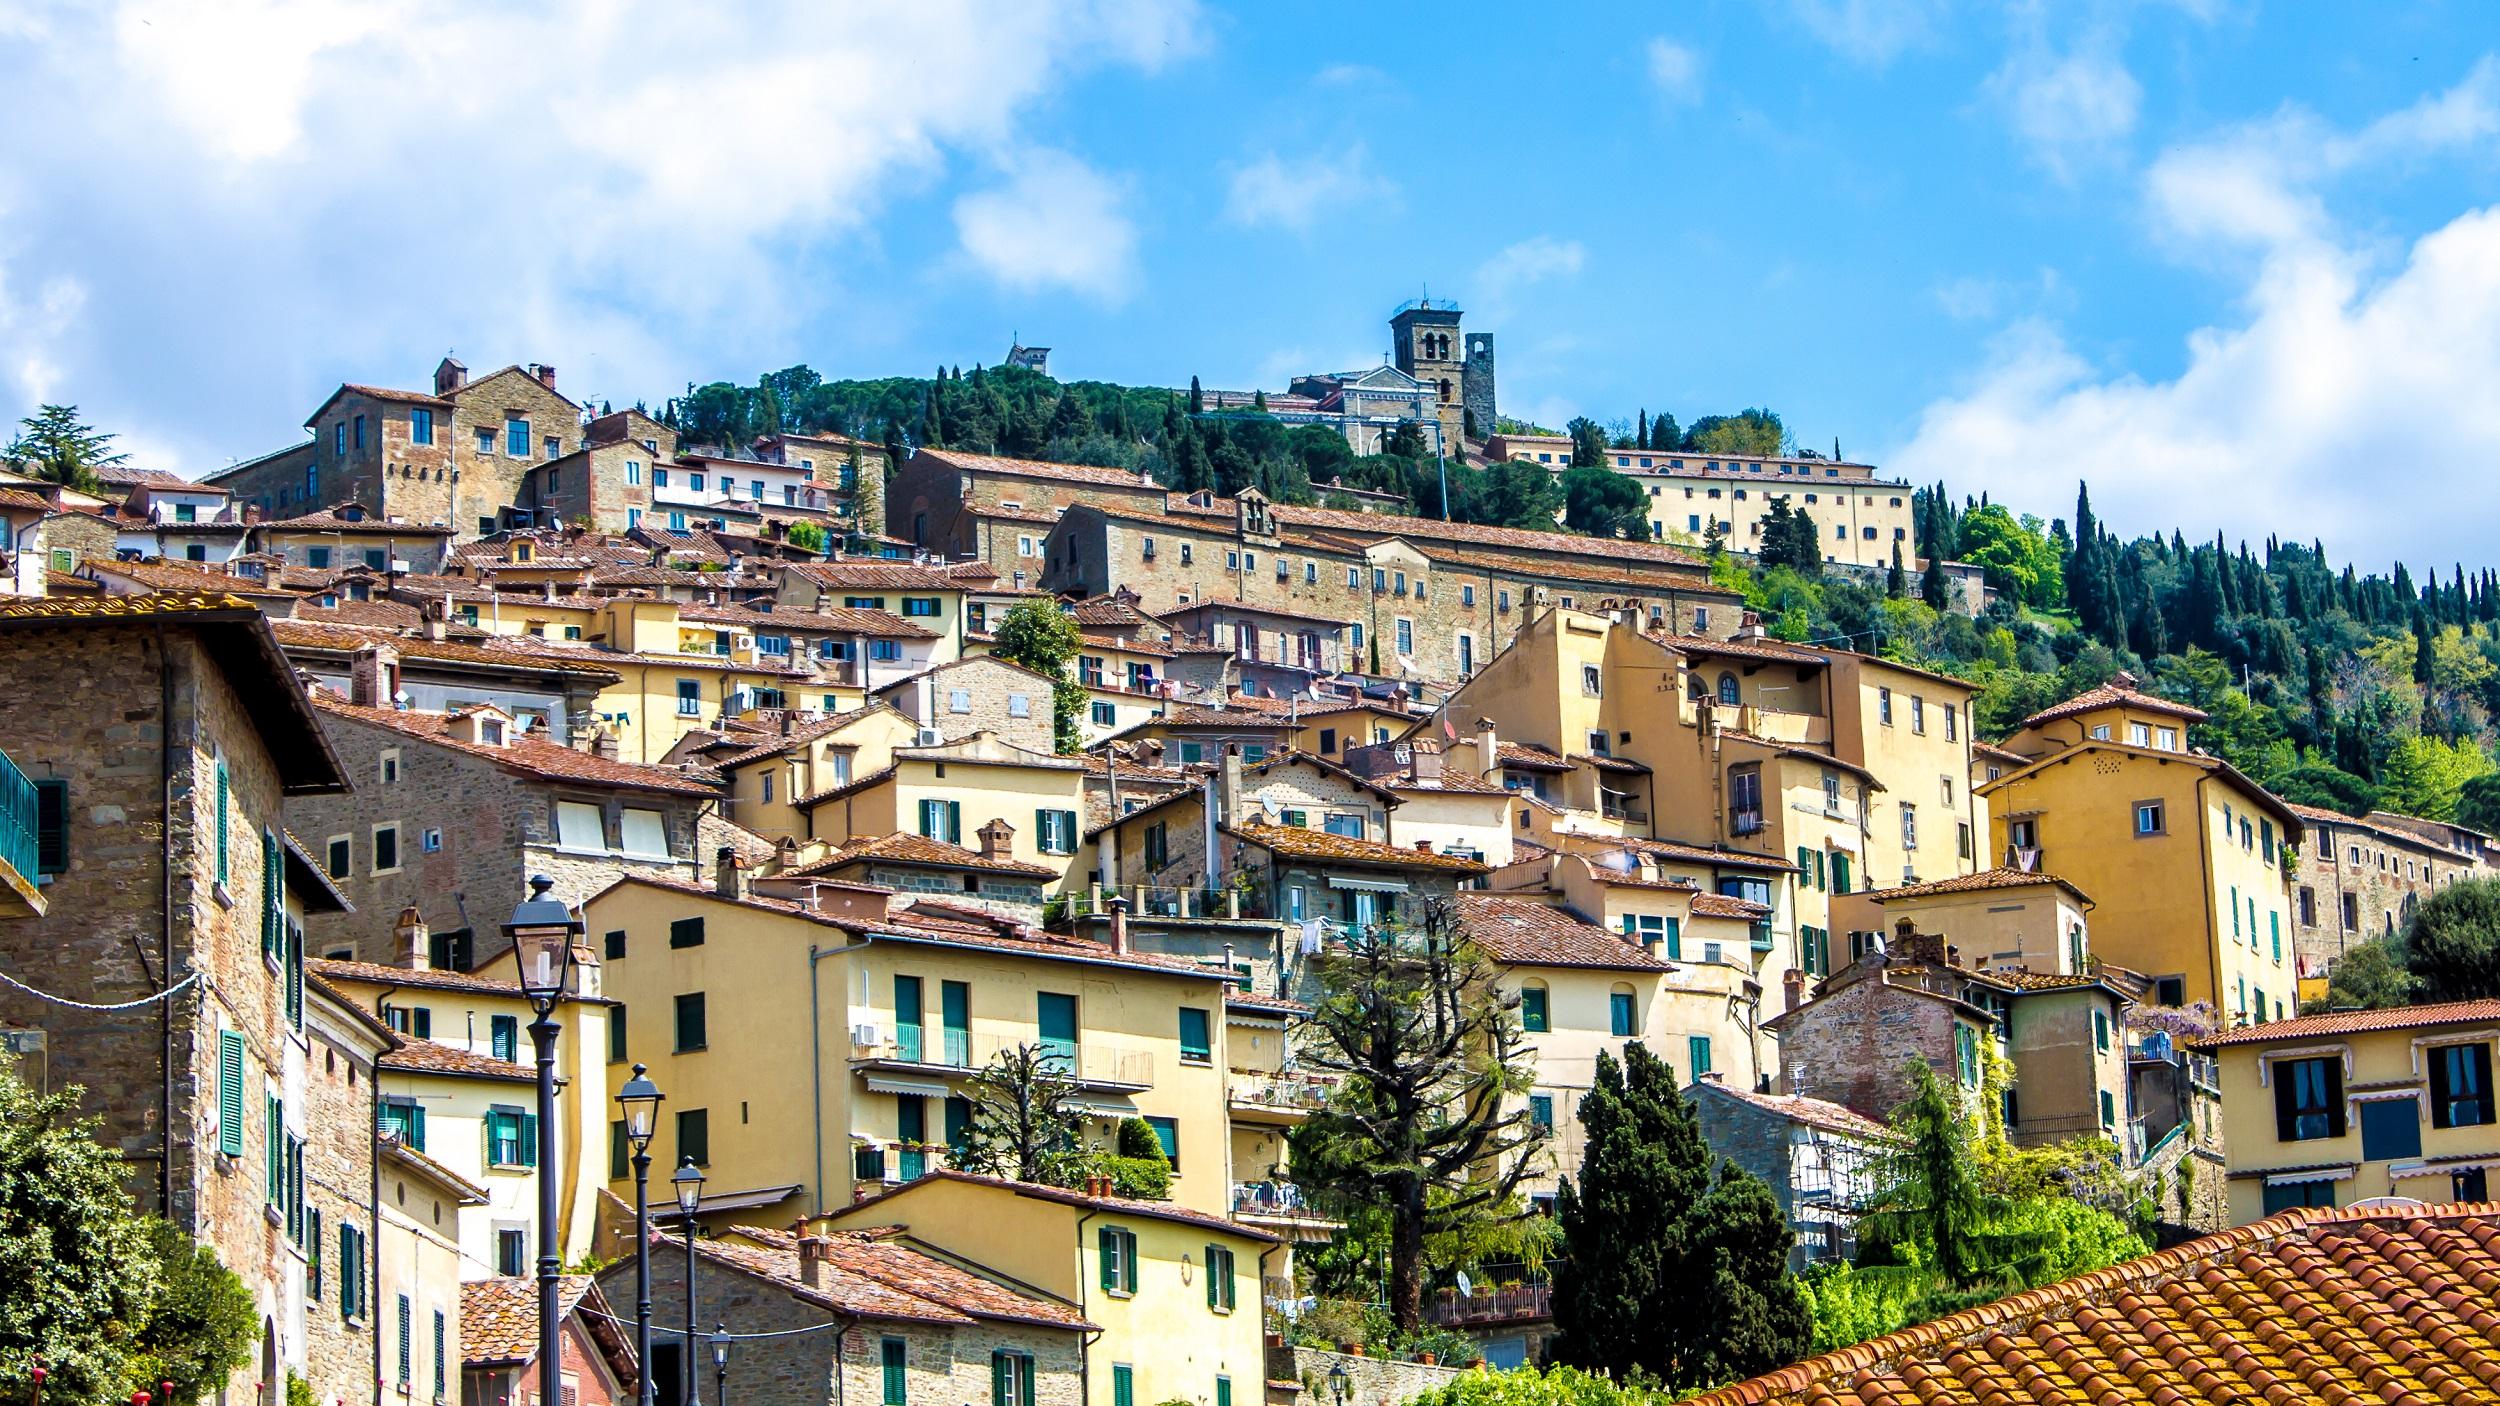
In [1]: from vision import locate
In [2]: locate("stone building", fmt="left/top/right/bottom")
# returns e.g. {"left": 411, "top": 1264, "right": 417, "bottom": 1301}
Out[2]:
{"left": 299, "top": 975, "right": 396, "bottom": 1398}
{"left": 2284, "top": 802, "right": 2494, "bottom": 979}
{"left": 252, "top": 502, "right": 455, "bottom": 573}
{"left": 0, "top": 591, "right": 352, "bottom": 1404}
{"left": 294, "top": 682, "right": 718, "bottom": 966}
{"left": 458, "top": 1276, "right": 638, "bottom": 1406}
{"left": 1687, "top": 1077, "right": 1891, "bottom": 1269}
{"left": 1389, "top": 297, "right": 1491, "bottom": 445}
{"left": 207, "top": 359, "right": 584, "bottom": 540}
{"left": 596, "top": 1222, "right": 1092, "bottom": 1406}
{"left": 875, "top": 653, "right": 1062, "bottom": 750}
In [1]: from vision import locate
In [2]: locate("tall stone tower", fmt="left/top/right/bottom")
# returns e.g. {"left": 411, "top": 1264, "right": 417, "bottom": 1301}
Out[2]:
{"left": 1390, "top": 299, "right": 1469, "bottom": 449}
{"left": 1463, "top": 332, "right": 1497, "bottom": 442}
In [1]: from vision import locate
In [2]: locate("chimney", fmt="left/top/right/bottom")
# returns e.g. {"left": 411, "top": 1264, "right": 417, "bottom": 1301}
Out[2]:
{"left": 349, "top": 641, "right": 400, "bottom": 708}
{"left": 796, "top": 1229, "right": 827, "bottom": 1290}
{"left": 715, "top": 846, "right": 750, "bottom": 900}
{"left": 1414, "top": 839, "right": 1435, "bottom": 854}
{"left": 395, "top": 906, "right": 430, "bottom": 971}
{"left": 1475, "top": 716, "right": 1499, "bottom": 780}
{"left": 1783, "top": 968, "right": 1804, "bottom": 1012}
{"left": 592, "top": 728, "right": 620, "bottom": 761}
{"left": 532, "top": 363, "right": 558, "bottom": 390}
{"left": 1106, "top": 892, "right": 1130, "bottom": 955}
{"left": 976, "top": 818, "right": 1013, "bottom": 861}
{"left": 1220, "top": 745, "right": 1245, "bottom": 826}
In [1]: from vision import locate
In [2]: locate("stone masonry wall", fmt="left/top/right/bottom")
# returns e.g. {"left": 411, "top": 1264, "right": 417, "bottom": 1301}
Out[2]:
{"left": 1281, "top": 1347, "right": 1466, "bottom": 1406}
{"left": 1777, "top": 977, "right": 1958, "bottom": 1124}
{"left": 888, "top": 656, "right": 1058, "bottom": 750}
{"left": 2289, "top": 817, "right": 2472, "bottom": 977}
{"left": 300, "top": 1015, "right": 379, "bottom": 1401}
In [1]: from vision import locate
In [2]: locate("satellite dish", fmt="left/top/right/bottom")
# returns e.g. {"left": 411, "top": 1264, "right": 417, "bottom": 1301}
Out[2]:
{"left": 1455, "top": 1270, "right": 1475, "bottom": 1298}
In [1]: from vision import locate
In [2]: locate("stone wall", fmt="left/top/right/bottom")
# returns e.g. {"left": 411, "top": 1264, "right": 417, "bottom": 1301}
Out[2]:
{"left": 886, "top": 656, "right": 1058, "bottom": 750}
{"left": 2288, "top": 817, "right": 2471, "bottom": 977}
{"left": 1777, "top": 977, "right": 1958, "bottom": 1123}
{"left": 300, "top": 1005, "right": 380, "bottom": 1401}
{"left": 1279, "top": 1346, "right": 1467, "bottom": 1406}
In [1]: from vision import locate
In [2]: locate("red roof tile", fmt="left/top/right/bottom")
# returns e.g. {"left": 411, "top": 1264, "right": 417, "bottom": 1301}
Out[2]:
{"left": 2019, "top": 670, "right": 2209, "bottom": 728}
{"left": 1228, "top": 819, "right": 1490, "bottom": 873}
{"left": 1865, "top": 866, "right": 2094, "bottom": 907}
{"left": 377, "top": 1038, "right": 537, "bottom": 1083}
{"left": 2189, "top": 997, "right": 2500, "bottom": 1049}
{"left": 311, "top": 694, "right": 719, "bottom": 795}
{"left": 1453, "top": 893, "right": 1671, "bottom": 970}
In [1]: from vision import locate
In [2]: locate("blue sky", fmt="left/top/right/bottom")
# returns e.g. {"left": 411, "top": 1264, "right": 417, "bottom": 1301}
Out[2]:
{"left": 4, "top": 1, "right": 2497, "bottom": 566}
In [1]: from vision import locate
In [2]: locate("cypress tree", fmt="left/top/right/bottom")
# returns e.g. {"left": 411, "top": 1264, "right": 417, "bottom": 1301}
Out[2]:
{"left": 1887, "top": 541, "right": 1908, "bottom": 599}
{"left": 1188, "top": 375, "right": 1205, "bottom": 415}
{"left": 1636, "top": 409, "right": 1649, "bottom": 449}
{"left": 1552, "top": 1044, "right": 1807, "bottom": 1390}
{"left": 1922, "top": 553, "right": 1953, "bottom": 612}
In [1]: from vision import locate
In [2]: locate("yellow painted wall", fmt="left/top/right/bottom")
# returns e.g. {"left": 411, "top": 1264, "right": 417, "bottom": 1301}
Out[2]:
{"left": 2212, "top": 1025, "right": 2500, "bottom": 1224}
{"left": 1829, "top": 883, "right": 2092, "bottom": 974}
{"left": 1824, "top": 656, "right": 1982, "bottom": 886}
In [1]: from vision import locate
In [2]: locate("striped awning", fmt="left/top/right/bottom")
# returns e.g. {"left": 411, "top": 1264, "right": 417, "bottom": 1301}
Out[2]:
{"left": 1326, "top": 875, "right": 1410, "bottom": 893}
{"left": 861, "top": 1073, "right": 951, "bottom": 1098}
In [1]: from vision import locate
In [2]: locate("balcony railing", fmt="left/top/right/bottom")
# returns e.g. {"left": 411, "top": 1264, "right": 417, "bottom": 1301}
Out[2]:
{"left": 1427, "top": 1283, "right": 1552, "bottom": 1327}
{"left": 1231, "top": 1181, "right": 1332, "bottom": 1222}
{"left": 1229, "top": 1068, "right": 1339, "bottom": 1113}
{"left": 1058, "top": 884, "right": 1269, "bottom": 922}
{"left": 0, "top": 746, "right": 38, "bottom": 887}
{"left": 850, "top": 1031, "right": 1155, "bottom": 1089}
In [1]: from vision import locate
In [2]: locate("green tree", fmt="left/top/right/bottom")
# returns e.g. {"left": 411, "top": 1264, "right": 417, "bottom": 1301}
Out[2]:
{"left": 127, "top": 1219, "right": 257, "bottom": 1405}
{"left": 783, "top": 519, "right": 827, "bottom": 555}
{"left": 1290, "top": 899, "right": 1544, "bottom": 1332}
{"left": 1565, "top": 417, "right": 1608, "bottom": 468}
{"left": 989, "top": 599, "right": 1091, "bottom": 753}
{"left": 956, "top": 1042, "right": 1092, "bottom": 1187}
{"left": 2458, "top": 774, "right": 2500, "bottom": 835}
{"left": 1954, "top": 504, "right": 2064, "bottom": 610}
{"left": 2271, "top": 764, "right": 2379, "bottom": 817}
{"left": 1682, "top": 409, "right": 1785, "bottom": 456}
{"left": 1551, "top": 1045, "right": 1807, "bottom": 1390}
{"left": 1559, "top": 466, "right": 1648, "bottom": 541}
{"left": 1887, "top": 542, "right": 1908, "bottom": 599}
{"left": 0, "top": 1065, "right": 163, "bottom": 1401}
{"left": 5, "top": 404, "right": 127, "bottom": 492}
{"left": 2320, "top": 937, "right": 2417, "bottom": 1011}
{"left": 2403, "top": 878, "right": 2500, "bottom": 1003}
{"left": 1473, "top": 459, "right": 1566, "bottom": 530}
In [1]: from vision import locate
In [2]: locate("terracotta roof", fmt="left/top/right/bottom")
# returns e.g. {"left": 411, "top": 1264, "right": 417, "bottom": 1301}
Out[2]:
{"left": 690, "top": 1233, "right": 1093, "bottom": 1331}
{"left": 1866, "top": 866, "right": 2094, "bottom": 908}
{"left": 1696, "top": 1082, "right": 1895, "bottom": 1142}
{"left": 1495, "top": 742, "right": 1576, "bottom": 773}
{"left": 1601, "top": 836, "right": 1800, "bottom": 873}
{"left": 377, "top": 1038, "right": 537, "bottom": 1083}
{"left": 270, "top": 620, "right": 627, "bottom": 681}
{"left": 1411, "top": 544, "right": 1717, "bottom": 595}
{"left": 311, "top": 694, "right": 719, "bottom": 795}
{"left": 2189, "top": 997, "right": 2500, "bottom": 1050}
{"left": 785, "top": 560, "right": 966, "bottom": 591}
{"left": 1141, "top": 702, "right": 1300, "bottom": 730}
{"left": 460, "top": 1276, "right": 601, "bottom": 1367}
{"left": 1228, "top": 819, "right": 1491, "bottom": 873}
{"left": 706, "top": 704, "right": 896, "bottom": 768}
{"left": 2020, "top": 671, "right": 2209, "bottom": 728}
{"left": 841, "top": 1168, "right": 1281, "bottom": 1244}
{"left": 916, "top": 448, "right": 1167, "bottom": 490}
{"left": 83, "top": 557, "right": 294, "bottom": 595}
{"left": 1684, "top": 1205, "right": 2500, "bottom": 1406}
{"left": 1268, "top": 500, "right": 1707, "bottom": 569}
{"left": 1972, "top": 740, "right": 2030, "bottom": 767}
{"left": 1382, "top": 764, "right": 1505, "bottom": 794}
{"left": 294, "top": 600, "right": 433, "bottom": 630}
{"left": 1574, "top": 751, "right": 1650, "bottom": 774}
{"left": 1688, "top": 891, "right": 1772, "bottom": 919}
{"left": 309, "top": 957, "right": 543, "bottom": 1001}
{"left": 1453, "top": 893, "right": 1670, "bottom": 970}
{"left": 862, "top": 917, "right": 1223, "bottom": 979}
{"left": 1067, "top": 594, "right": 1167, "bottom": 628}
{"left": 260, "top": 509, "right": 453, "bottom": 535}
{"left": 677, "top": 603, "right": 937, "bottom": 639}
{"left": 1665, "top": 631, "right": 1832, "bottom": 666}
{"left": 1962, "top": 967, "right": 2116, "bottom": 994}
{"left": 336, "top": 382, "right": 451, "bottom": 408}
{"left": 1228, "top": 991, "right": 1310, "bottom": 1015}
{"left": 801, "top": 831, "right": 1059, "bottom": 879}
{"left": 0, "top": 487, "right": 57, "bottom": 513}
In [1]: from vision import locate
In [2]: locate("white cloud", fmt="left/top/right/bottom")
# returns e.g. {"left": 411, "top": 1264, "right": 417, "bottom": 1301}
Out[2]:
{"left": 1785, "top": 0, "right": 1948, "bottom": 67}
{"left": 1986, "top": 40, "right": 2141, "bottom": 179}
{"left": 0, "top": 242, "right": 85, "bottom": 411}
{"left": 1892, "top": 62, "right": 2500, "bottom": 568}
{"left": 1473, "top": 236, "right": 1586, "bottom": 321}
{"left": 1932, "top": 267, "right": 2070, "bottom": 323}
{"left": 953, "top": 149, "right": 1140, "bottom": 301}
{"left": 1224, "top": 146, "right": 1395, "bottom": 234}
{"left": 1646, "top": 38, "right": 1704, "bottom": 104}
{"left": 0, "top": 0, "right": 1200, "bottom": 469}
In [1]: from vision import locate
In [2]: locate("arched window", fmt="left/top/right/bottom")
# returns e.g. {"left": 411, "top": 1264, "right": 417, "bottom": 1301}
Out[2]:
{"left": 1439, "top": 378, "right": 1454, "bottom": 403}
{"left": 1717, "top": 673, "right": 1740, "bottom": 706}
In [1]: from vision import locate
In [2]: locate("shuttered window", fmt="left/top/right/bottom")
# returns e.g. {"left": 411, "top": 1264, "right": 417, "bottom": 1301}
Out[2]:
{"left": 881, "top": 1338, "right": 908, "bottom": 1406}
{"left": 214, "top": 758, "right": 230, "bottom": 885}
{"left": 1097, "top": 1226, "right": 1138, "bottom": 1294}
{"left": 218, "top": 1029, "right": 246, "bottom": 1157}
{"left": 1205, "top": 1244, "right": 1236, "bottom": 1310}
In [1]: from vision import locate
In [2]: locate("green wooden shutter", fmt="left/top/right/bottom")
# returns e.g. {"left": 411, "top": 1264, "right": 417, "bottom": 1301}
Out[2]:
{"left": 946, "top": 800, "right": 962, "bottom": 844}
{"left": 882, "top": 1339, "right": 908, "bottom": 1406}
{"left": 1112, "top": 1365, "right": 1134, "bottom": 1406}
{"left": 1833, "top": 853, "right": 1851, "bottom": 894}
{"left": 218, "top": 1029, "right": 246, "bottom": 1157}
{"left": 214, "top": 759, "right": 229, "bottom": 884}
{"left": 434, "top": 1309, "right": 446, "bottom": 1397}
{"left": 1020, "top": 1355, "right": 1035, "bottom": 1406}
{"left": 266, "top": 1093, "right": 283, "bottom": 1202}
{"left": 992, "top": 1353, "right": 1011, "bottom": 1406}
{"left": 1216, "top": 1377, "right": 1232, "bottom": 1406}
{"left": 397, "top": 1294, "right": 412, "bottom": 1383}
{"left": 518, "top": 1111, "right": 540, "bottom": 1168}
{"left": 1206, "top": 1243, "right": 1221, "bottom": 1308}
{"left": 1098, "top": 1226, "right": 1118, "bottom": 1291}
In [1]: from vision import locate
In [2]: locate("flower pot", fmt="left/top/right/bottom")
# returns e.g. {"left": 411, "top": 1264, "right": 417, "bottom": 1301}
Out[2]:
{"left": 1416, "top": 1353, "right": 1436, "bottom": 1365}
{"left": 1467, "top": 1359, "right": 1487, "bottom": 1370}
{"left": 1343, "top": 1344, "right": 1364, "bottom": 1357}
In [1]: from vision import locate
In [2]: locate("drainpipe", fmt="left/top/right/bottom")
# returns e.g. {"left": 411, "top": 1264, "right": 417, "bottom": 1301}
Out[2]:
{"left": 152, "top": 624, "right": 174, "bottom": 1218}
{"left": 808, "top": 943, "right": 847, "bottom": 1215}
{"left": 1074, "top": 1205, "right": 1100, "bottom": 1406}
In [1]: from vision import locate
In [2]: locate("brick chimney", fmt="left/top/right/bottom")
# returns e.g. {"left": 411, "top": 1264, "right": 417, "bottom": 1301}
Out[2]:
{"left": 349, "top": 642, "right": 400, "bottom": 708}
{"left": 531, "top": 363, "right": 558, "bottom": 390}
{"left": 1414, "top": 839, "right": 1435, "bottom": 854}
{"left": 591, "top": 728, "right": 620, "bottom": 761}
{"left": 395, "top": 906, "right": 430, "bottom": 971}
{"left": 796, "top": 1229, "right": 827, "bottom": 1290}
{"left": 976, "top": 818, "right": 1013, "bottom": 861}
{"left": 1475, "top": 716, "right": 1499, "bottom": 780}
{"left": 1106, "top": 892, "right": 1130, "bottom": 955}
{"left": 715, "top": 846, "right": 749, "bottom": 900}
{"left": 1783, "top": 967, "right": 1804, "bottom": 1012}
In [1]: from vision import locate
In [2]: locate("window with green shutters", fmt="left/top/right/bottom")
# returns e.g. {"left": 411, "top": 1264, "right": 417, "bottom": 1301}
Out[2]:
{"left": 609, "top": 1008, "right": 628, "bottom": 1065}
{"left": 919, "top": 798, "right": 962, "bottom": 843}
{"left": 675, "top": 992, "right": 707, "bottom": 1051}
{"left": 1097, "top": 1226, "right": 1139, "bottom": 1295}
{"left": 1217, "top": 1375, "right": 1233, "bottom": 1406}
{"left": 485, "top": 1108, "right": 538, "bottom": 1168}
{"left": 339, "top": 1222, "right": 365, "bottom": 1321}
{"left": 610, "top": 1120, "right": 629, "bottom": 1181}
{"left": 1112, "top": 1364, "right": 1135, "bottom": 1406}
{"left": 1687, "top": 1036, "right": 1712, "bottom": 1078}
{"left": 895, "top": 975, "right": 924, "bottom": 1062}
{"left": 2100, "top": 1090, "right": 2116, "bottom": 1130}
{"left": 218, "top": 1029, "right": 246, "bottom": 1157}
{"left": 1831, "top": 852, "right": 1851, "bottom": 894}
{"left": 214, "top": 758, "right": 230, "bottom": 886}
{"left": 262, "top": 829, "right": 283, "bottom": 960}
{"left": 1179, "top": 1007, "right": 1211, "bottom": 1063}
{"left": 434, "top": 1309, "right": 446, "bottom": 1398}
{"left": 266, "top": 1093, "right": 283, "bottom": 1203}
{"left": 942, "top": 981, "right": 971, "bottom": 1066}
{"left": 491, "top": 1014, "right": 519, "bottom": 1063}
{"left": 991, "top": 1352, "right": 1035, "bottom": 1406}
{"left": 307, "top": 1209, "right": 322, "bottom": 1300}
{"left": 2094, "top": 1010, "right": 2111, "bottom": 1051}
{"left": 1520, "top": 985, "right": 1549, "bottom": 1031}
{"left": 397, "top": 1294, "right": 412, "bottom": 1384}
{"left": 1205, "top": 1244, "right": 1236, "bottom": 1310}
{"left": 669, "top": 916, "right": 706, "bottom": 949}
{"left": 881, "top": 1338, "right": 908, "bottom": 1406}
{"left": 1147, "top": 1116, "right": 1179, "bottom": 1172}
{"left": 1609, "top": 991, "right": 1635, "bottom": 1037}
{"left": 1037, "top": 808, "right": 1077, "bottom": 855}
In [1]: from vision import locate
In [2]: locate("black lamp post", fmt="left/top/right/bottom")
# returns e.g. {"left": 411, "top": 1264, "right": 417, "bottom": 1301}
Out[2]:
{"left": 506, "top": 875, "right": 581, "bottom": 1406}
{"left": 708, "top": 1323, "right": 732, "bottom": 1406}
{"left": 1329, "top": 1361, "right": 1351, "bottom": 1406}
{"left": 672, "top": 1157, "right": 707, "bottom": 1406}
{"left": 615, "top": 1065, "right": 664, "bottom": 1406}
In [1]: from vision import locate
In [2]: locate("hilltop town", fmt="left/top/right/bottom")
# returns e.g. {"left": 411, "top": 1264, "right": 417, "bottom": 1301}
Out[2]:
{"left": 6, "top": 304, "right": 2500, "bottom": 1406}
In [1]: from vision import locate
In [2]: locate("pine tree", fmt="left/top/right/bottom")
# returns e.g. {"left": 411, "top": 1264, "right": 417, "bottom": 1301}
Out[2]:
{"left": 1552, "top": 1045, "right": 1808, "bottom": 1390}
{"left": 5, "top": 404, "right": 127, "bottom": 491}
{"left": 1636, "top": 409, "right": 1649, "bottom": 449}
{"left": 1922, "top": 553, "right": 1952, "bottom": 612}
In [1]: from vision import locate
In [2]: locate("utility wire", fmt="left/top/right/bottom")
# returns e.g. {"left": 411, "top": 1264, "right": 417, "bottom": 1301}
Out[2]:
{"left": 0, "top": 968, "right": 199, "bottom": 1011}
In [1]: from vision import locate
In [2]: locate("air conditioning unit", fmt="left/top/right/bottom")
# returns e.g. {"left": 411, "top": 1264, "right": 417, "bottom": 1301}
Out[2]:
{"left": 916, "top": 728, "right": 944, "bottom": 747}
{"left": 851, "top": 1023, "right": 883, "bottom": 1048}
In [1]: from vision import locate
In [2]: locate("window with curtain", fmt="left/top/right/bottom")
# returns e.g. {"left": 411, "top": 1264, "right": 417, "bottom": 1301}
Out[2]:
{"left": 555, "top": 801, "right": 605, "bottom": 850}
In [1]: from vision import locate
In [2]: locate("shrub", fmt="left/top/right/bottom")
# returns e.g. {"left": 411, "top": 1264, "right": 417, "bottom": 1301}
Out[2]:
{"left": 1099, "top": 1155, "right": 1171, "bottom": 1201}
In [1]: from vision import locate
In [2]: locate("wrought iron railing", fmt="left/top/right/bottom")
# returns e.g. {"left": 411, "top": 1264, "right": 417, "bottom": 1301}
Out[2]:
{"left": 0, "top": 746, "right": 38, "bottom": 884}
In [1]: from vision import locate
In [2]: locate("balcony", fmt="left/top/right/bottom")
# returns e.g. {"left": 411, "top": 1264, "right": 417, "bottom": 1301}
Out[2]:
{"left": 850, "top": 1030, "right": 1155, "bottom": 1093}
{"left": 1228, "top": 1068, "right": 1339, "bottom": 1126}
{"left": 0, "top": 747, "right": 46, "bottom": 918}
{"left": 1231, "top": 1180, "right": 1342, "bottom": 1238}
{"left": 1599, "top": 792, "right": 1648, "bottom": 826}
{"left": 1427, "top": 1282, "right": 1552, "bottom": 1328}
{"left": 1058, "top": 884, "right": 1270, "bottom": 923}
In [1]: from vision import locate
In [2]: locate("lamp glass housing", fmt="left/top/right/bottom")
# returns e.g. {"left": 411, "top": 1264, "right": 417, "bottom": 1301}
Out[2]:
{"left": 616, "top": 1064, "right": 663, "bottom": 1146}
{"left": 672, "top": 1157, "right": 705, "bottom": 1214}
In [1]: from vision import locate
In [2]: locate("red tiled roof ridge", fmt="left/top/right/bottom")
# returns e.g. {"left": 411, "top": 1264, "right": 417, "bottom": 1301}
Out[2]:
{"left": 2189, "top": 996, "right": 2500, "bottom": 1049}
{"left": 309, "top": 693, "right": 720, "bottom": 795}
{"left": 2019, "top": 671, "right": 2210, "bottom": 728}
{"left": 1865, "top": 865, "right": 2094, "bottom": 907}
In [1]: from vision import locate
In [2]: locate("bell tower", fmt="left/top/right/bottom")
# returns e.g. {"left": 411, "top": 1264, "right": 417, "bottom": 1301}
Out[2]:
{"left": 1389, "top": 297, "right": 1469, "bottom": 449}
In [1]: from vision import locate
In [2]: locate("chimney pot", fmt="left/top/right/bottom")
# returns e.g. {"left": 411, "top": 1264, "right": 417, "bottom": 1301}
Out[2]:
{"left": 1106, "top": 893, "right": 1130, "bottom": 955}
{"left": 534, "top": 364, "right": 557, "bottom": 390}
{"left": 715, "top": 846, "right": 749, "bottom": 900}
{"left": 395, "top": 906, "right": 430, "bottom": 971}
{"left": 592, "top": 728, "right": 620, "bottom": 761}
{"left": 977, "top": 818, "right": 1013, "bottom": 861}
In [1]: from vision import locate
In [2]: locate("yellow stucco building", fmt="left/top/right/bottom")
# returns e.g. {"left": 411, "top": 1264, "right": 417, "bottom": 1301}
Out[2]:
{"left": 1978, "top": 673, "right": 2304, "bottom": 1023}
{"left": 2197, "top": 998, "right": 2500, "bottom": 1223}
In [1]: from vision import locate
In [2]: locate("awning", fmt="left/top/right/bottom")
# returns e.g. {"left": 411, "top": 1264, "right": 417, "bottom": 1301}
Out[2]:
{"left": 862, "top": 1073, "right": 953, "bottom": 1098}
{"left": 1070, "top": 1093, "right": 1140, "bottom": 1117}
{"left": 1326, "top": 875, "right": 1410, "bottom": 893}
{"left": 2264, "top": 1165, "right": 2354, "bottom": 1187}
{"left": 2390, "top": 1154, "right": 2500, "bottom": 1180}
{"left": 1826, "top": 831, "right": 1860, "bottom": 855}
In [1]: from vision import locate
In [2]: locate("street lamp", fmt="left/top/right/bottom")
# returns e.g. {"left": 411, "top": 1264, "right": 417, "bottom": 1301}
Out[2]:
{"left": 1329, "top": 1361, "right": 1351, "bottom": 1406}
{"left": 615, "top": 1065, "right": 665, "bottom": 1406}
{"left": 505, "top": 874, "right": 582, "bottom": 1406}
{"left": 709, "top": 1323, "right": 732, "bottom": 1406}
{"left": 673, "top": 1157, "right": 707, "bottom": 1406}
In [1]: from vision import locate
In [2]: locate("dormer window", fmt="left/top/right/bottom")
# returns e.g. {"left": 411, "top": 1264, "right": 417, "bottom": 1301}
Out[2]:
{"left": 481, "top": 719, "right": 505, "bottom": 745}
